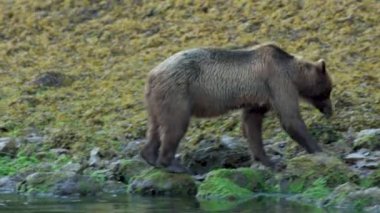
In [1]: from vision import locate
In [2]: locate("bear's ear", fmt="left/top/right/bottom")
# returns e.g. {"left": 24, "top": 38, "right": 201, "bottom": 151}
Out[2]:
{"left": 317, "top": 59, "right": 326, "bottom": 74}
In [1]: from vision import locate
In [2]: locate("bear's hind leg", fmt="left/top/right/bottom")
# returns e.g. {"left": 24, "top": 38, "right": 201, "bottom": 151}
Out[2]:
{"left": 141, "top": 113, "right": 161, "bottom": 167}
{"left": 156, "top": 102, "right": 191, "bottom": 173}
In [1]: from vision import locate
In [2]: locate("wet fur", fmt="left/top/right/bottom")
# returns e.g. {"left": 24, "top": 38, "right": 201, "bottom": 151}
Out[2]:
{"left": 141, "top": 43, "right": 333, "bottom": 173}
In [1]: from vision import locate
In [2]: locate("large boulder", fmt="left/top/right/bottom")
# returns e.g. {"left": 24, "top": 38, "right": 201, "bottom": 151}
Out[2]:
{"left": 127, "top": 169, "right": 197, "bottom": 196}
{"left": 323, "top": 183, "right": 380, "bottom": 211}
{"left": 181, "top": 136, "right": 251, "bottom": 175}
{"left": 354, "top": 129, "right": 380, "bottom": 151}
{"left": 17, "top": 171, "right": 102, "bottom": 196}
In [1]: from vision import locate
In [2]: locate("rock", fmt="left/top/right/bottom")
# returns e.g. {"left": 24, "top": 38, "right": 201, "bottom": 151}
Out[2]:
{"left": 61, "top": 162, "right": 82, "bottom": 173}
{"left": 121, "top": 139, "right": 147, "bottom": 158}
{"left": 181, "top": 137, "right": 251, "bottom": 175}
{"left": 102, "top": 180, "right": 127, "bottom": 194}
{"left": 24, "top": 133, "right": 44, "bottom": 143}
{"left": 365, "top": 205, "right": 380, "bottom": 213}
{"left": 109, "top": 159, "right": 149, "bottom": 183}
{"left": 363, "top": 162, "right": 379, "bottom": 169}
{"left": 49, "top": 148, "right": 70, "bottom": 155}
{"left": 196, "top": 168, "right": 275, "bottom": 202}
{"left": 322, "top": 183, "right": 361, "bottom": 207}
{"left": 220, "top": 135, "right": 241, "bottom": 149}
{"left": 354, "top": 129, "right": 380, "bottom": 151}
{"left": 0, "top": 137, "right": 18, "bottom": 157}
{"left": 324, "top": 184, "right": 380, "bottom": 210}
{"left": 19, "top": 171, "right": 74, "bottom": 194}
{"left": 127, "top": 169, "right": 197, "bottom": 196}
{"left": 344, "top": 153, "right": 366, "bottom": 163}
{"left": 346, "top": 149, "right": 380, "bottom": 171}
{"left": 18, "top": 171, "right": 102, "bottom": 196}
{"left": 35, "top": 152, "right": 51, "bottom": 160}
{"left": 17, "top": 162, "right": 54, "bottom": 178}
{"left": 0, "top": 138, "right": 18, "bottom": 157}
{"left": 45, "top": 128, "right": 83, "bottom": 149}
{"left": 363, "top": 169, "right": 380, "bottom": 187}
{"left": 0, "top": 176, "right": 18, "bottom": 193}
{"left": 89, "top": 147, "right": 102, "bottom": 167}
{"left": 308, "top": 123, "right": 343, "bottom": 144}
{"left": 52, "top": 175, "right": 101, "bottom": 196}
{"left": 284, "top": 154, "right": 358, "bottom": 193}
{"left": 28, "top": 71, "right": 73, "bottom": 88}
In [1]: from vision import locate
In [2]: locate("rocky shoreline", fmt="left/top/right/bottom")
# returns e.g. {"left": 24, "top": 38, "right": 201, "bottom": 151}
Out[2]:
{"left": 0, "top": 128, "right": 379, "bottom": 212}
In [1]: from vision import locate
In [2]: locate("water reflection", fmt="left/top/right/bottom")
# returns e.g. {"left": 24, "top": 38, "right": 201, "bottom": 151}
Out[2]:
{"left": 0, "top": 194, "right": 334, "bottom": 213}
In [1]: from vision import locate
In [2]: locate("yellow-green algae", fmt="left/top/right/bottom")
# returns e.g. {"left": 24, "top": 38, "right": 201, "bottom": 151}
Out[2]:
{"left": 196, "top": 168, "right": 276, "bottom": 201}
{"left": 0, "top": 1, "right": 379, "bottom": 163}
{"left": 127, "top": 168, "right": 197, "bottom": 196}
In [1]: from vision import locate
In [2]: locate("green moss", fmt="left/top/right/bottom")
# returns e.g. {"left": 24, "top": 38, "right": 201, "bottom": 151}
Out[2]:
{"left": 360, "top": 169, "right": 380, "bottom": 188}
{"left": 197, "top": 177, "right": 253, "bottom": 201}
{"left": 116, "top": 159, "right": 149, "bottom": 183}
{"left": 308, "top": 123, "right": 343, "bottom": 144}
{"left": 0, "top": 155, "right": 40, "bottom": 176}
{"left": 323, "top": 184, "right": 380, "bottom": 210}
{"left": 196, "top": 168, "right": 277, "bottom": 202}
{"left": 322, "top": 183, "right": 360, "bottom": 207}
{"left": 127, "top": 169, "right": 197, "bottom": 196}
{"left": 18, "top": 171, "right": 73, "bottom": 193}
{"left": 206, "top": 167, "right": 277, "bottom": 192}
{"left": 285, "top": 154, "right": 357, "bottom": 193}
{"left": 302, "top": 178, "right": 331, "bottom": 199}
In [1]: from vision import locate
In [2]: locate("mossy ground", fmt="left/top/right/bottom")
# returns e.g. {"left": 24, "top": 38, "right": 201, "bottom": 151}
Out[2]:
{"left": 127, "top": 169, "right": 197, "bottom": 196}
{"left": 0, "top": 1, "right": 379, "bottom": 163}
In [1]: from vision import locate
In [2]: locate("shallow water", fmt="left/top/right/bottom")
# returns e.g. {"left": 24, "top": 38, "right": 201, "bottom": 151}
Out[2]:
{"left": 0, "top": 193, "right": 336, "bottom": 213}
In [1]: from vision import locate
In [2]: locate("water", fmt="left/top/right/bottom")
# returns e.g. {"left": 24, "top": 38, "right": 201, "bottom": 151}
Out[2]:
{"left": 0, "top": 194, "right": 329, "bottom": 213}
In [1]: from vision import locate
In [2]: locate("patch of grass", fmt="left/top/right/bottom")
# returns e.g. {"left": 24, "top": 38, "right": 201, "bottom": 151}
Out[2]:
{"left": 0, "top": 155, "right": 40, "bottom": 176}
{"left": 196, "top": 176, "right": 253, "bottom": 201}
{"left": 302, "top": 178, "right": 331, "bottom": 199}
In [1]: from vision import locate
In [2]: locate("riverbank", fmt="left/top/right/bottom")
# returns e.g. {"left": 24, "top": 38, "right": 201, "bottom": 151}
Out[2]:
{"left": 1, "top": 129, "right": 379, "bottom": 211}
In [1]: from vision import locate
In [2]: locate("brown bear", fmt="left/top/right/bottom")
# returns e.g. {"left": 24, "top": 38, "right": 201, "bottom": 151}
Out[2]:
{"left": 140, "top": 43, "right": 333, "bottom": 173}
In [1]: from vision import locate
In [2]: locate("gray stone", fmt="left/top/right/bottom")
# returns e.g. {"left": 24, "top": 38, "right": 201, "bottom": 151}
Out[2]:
{"left": 354, "top": 129, "right": 380, "bottom": 151}
{"left": 50, "top": 148, "right": 70, "bottom": 155}
{"left": 0, "top": 176, "right": 18, "bottom": 193}
{"left": 127, "top": 169, "right": 197, "bottom": 196}
{"left": 0, "top": 137, "right": 18, "bottom": 157}
{"left": 24, "top": 133, "right": 44, "bottom": 143}
{"left": 122, "top": 139, "right": 147, "bottom": 158}
{"left": 61, "top": 162, "right": 82, "bottom": 173}
{"left": 324, "top": 184, "right": 380, "bottom": 210}
{"left": 52, "top": 175, "right": 101, "bottom": 196}
{"left": 363, "top": 162, "right": 379, "bottom": 169}
{"left": 89, "top": 147, "right": 101, "bottom": 167}
{"left": 182, "top": 137, "right": 251, "bottom": 175}
{"left": 344, "top": 153, "right": 366, "bottom": 163}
